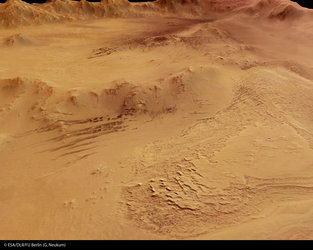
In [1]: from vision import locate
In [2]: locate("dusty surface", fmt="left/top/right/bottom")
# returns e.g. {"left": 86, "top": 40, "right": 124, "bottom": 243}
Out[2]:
{"left": 1, "top": 0, "right": 313, "bottom": 240}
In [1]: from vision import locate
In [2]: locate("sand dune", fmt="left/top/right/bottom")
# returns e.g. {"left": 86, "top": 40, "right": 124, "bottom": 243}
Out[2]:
{"left": 0, "top": 0, "right": 313, "bottom": 240}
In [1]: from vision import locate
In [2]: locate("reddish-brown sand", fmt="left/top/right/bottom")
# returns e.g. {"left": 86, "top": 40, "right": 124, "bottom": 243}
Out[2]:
{"left": 1, "top": 0, "right": 313, "bottom": 240}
